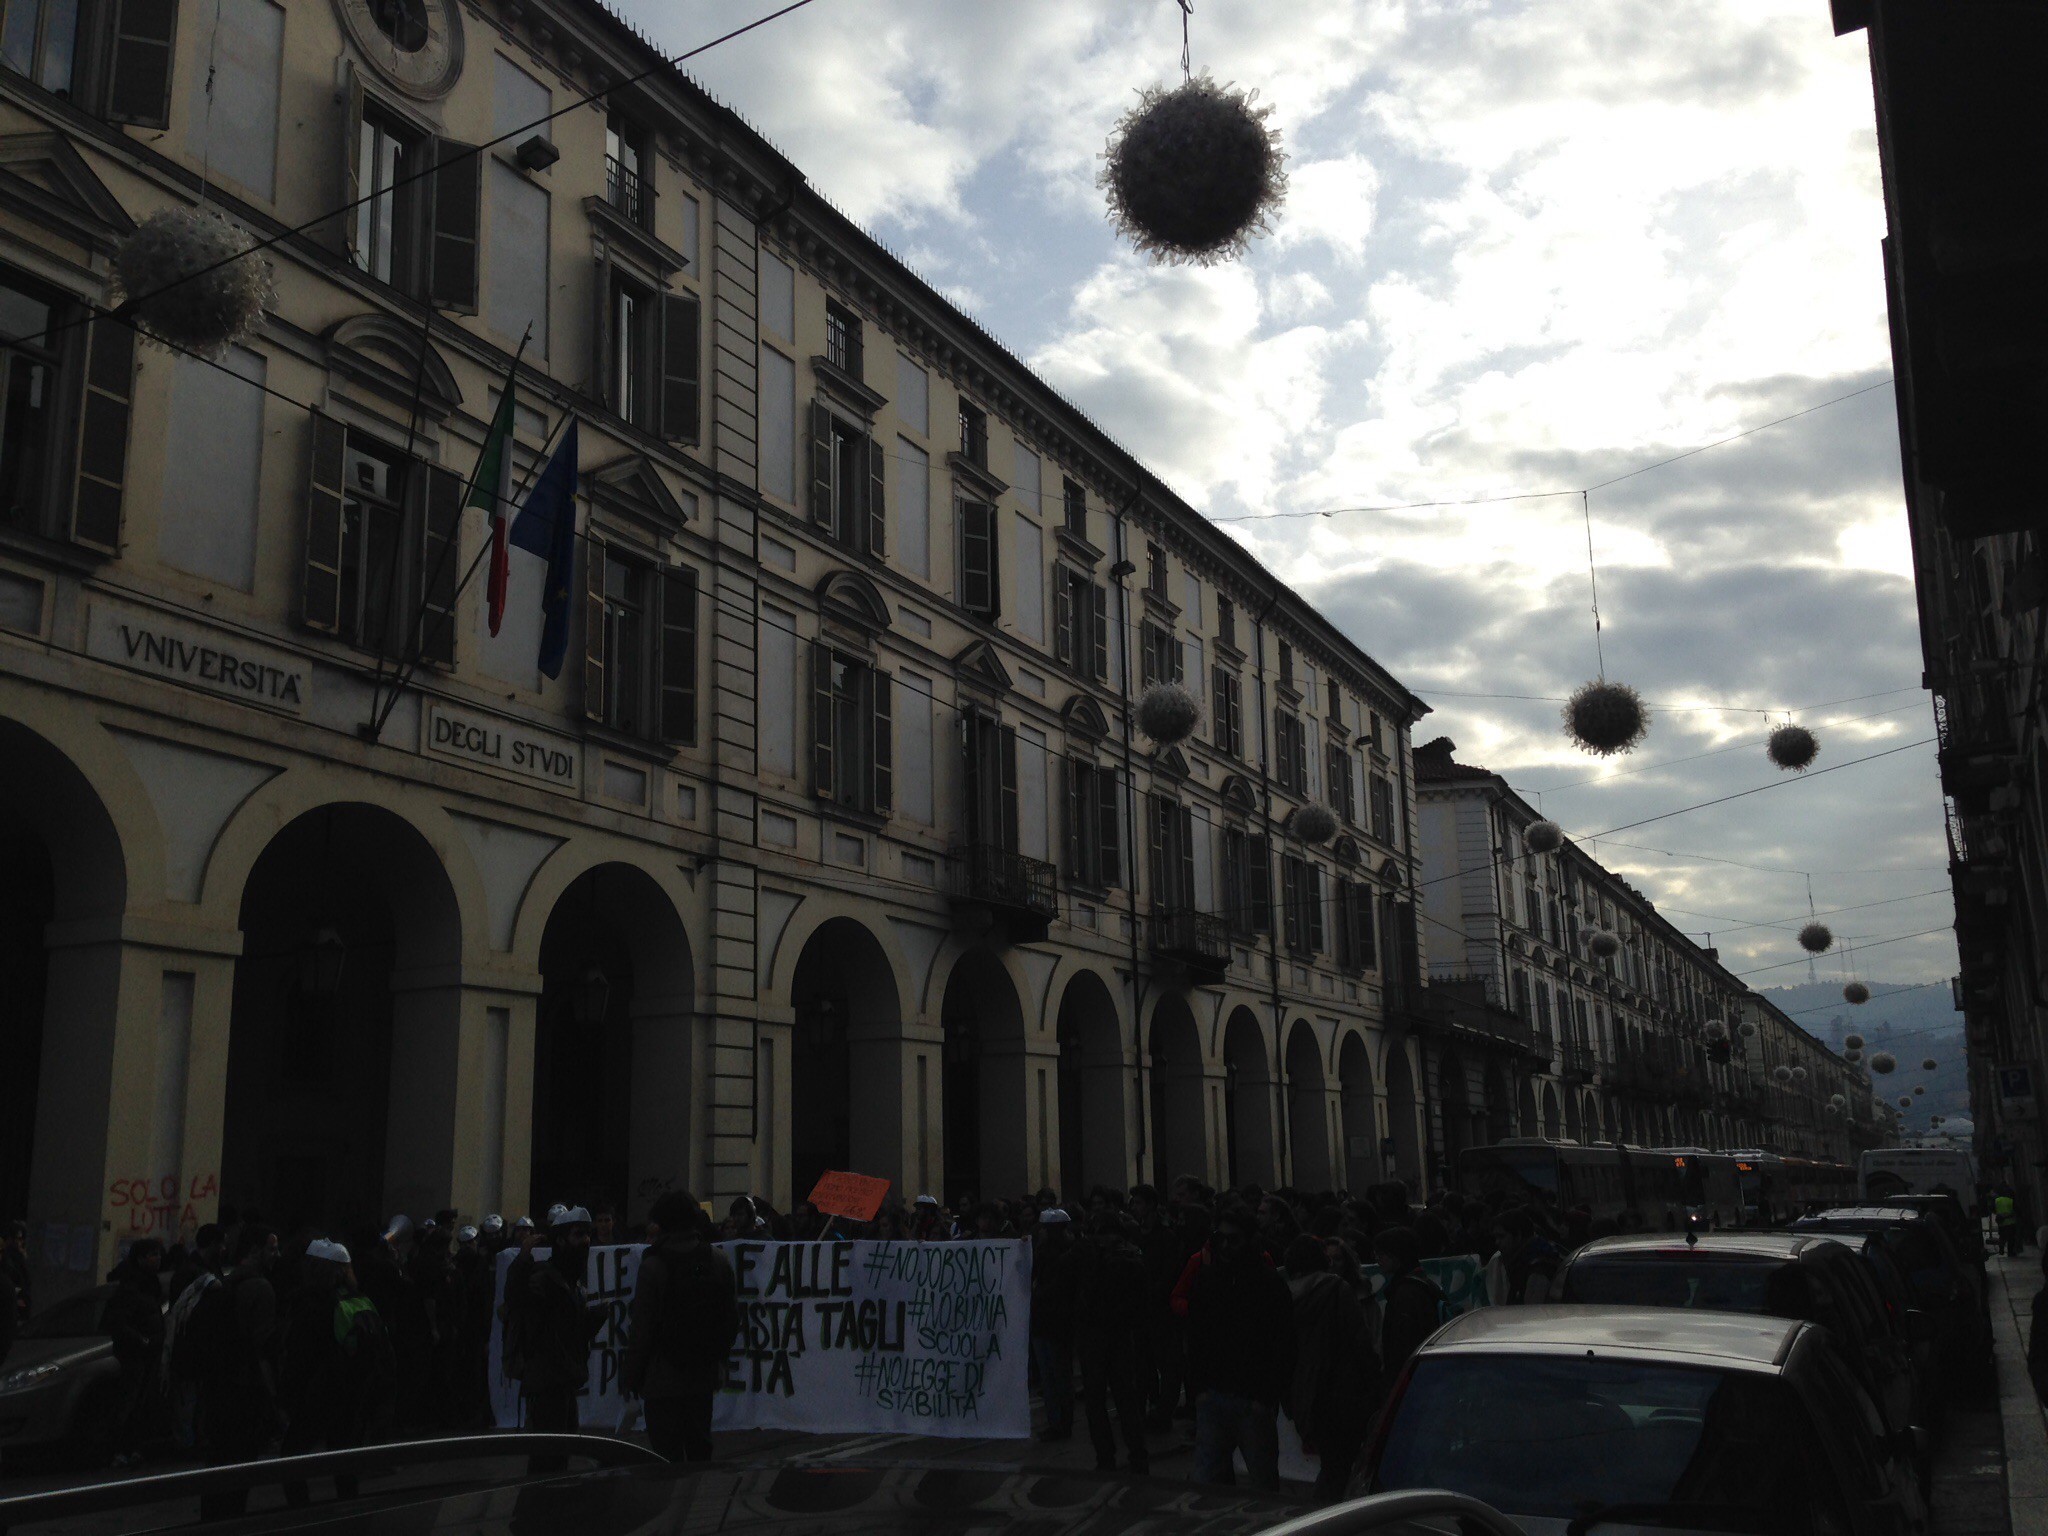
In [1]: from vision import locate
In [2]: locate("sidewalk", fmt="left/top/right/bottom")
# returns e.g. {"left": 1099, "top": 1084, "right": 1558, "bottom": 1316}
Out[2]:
{"left": 1986, "top": 1255, "right": 2048, "bottom": 1534}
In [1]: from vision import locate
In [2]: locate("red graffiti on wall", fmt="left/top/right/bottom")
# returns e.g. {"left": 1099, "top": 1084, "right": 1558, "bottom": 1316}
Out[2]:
{"left": 106, "top": 1171, "right": 219, "bottom": 1237}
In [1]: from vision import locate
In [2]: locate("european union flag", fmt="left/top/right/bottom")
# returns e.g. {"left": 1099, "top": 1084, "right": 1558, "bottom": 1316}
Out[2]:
{"left": 508, "top": 419, "right": 579, "bottom": 680}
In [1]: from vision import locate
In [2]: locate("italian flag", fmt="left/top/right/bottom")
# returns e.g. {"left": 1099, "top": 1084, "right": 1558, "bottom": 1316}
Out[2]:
{"left": 477, "top": 382, "right": 517, "bottom": 636}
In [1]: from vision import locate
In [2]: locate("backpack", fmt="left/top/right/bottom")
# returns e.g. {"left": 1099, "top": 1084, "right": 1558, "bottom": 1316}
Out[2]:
{"left": 658, "top": 1245, "right": 740, "bottom": 1370}
{"left": 172, "top": 1274, "right": 232, "bottom": 1382}
{"left": 334, "top": 1291, "right": 397, "bottom": 1407}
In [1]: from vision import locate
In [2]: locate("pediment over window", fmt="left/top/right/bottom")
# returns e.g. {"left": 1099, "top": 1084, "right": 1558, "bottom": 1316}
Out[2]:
{"left": 1153, "top": 745, "right": 1190, "bottom": 782}
{"left": 816, "top": 569, "right": 893, "bottom": 635}
{"left": 327, "top": 315, "right": 463, "bottom": 418}
{"left": 0, "top": 133, "right": 133, "bottom": 251}
{"left": 1506, "top": 933, "right": 1528, "bottom": 955}
{"left": 1219, "top": 774, "right": 1258, "bottom": 817}
{"left": 1379, "top": 855, "right": 1402, "bottom": 881}
{"left": 592, "top": 454, "right": 692, "bottom": 536}
{"left": 1061, "top": 693, "right": 1110, "bottom": 742}
{"left": 953, "top": 638, "right": 1013, "bottom": 697}
{"left": 1333, "top": 835, "right": 1361, "bottom": 868}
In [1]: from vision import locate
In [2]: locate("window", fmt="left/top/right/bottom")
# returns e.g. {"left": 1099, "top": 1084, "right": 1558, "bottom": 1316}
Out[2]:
{"left": 1328, "top": 743, "right": 1357, "bottom": 826}
{"left": 0, "top": 278, "right": 136, "bottom": 546}
{"left": 1217, "top": 595, "right": 1236, "bottom": 651}
{"left": 1054, "top": 566, "right": 1108, "bottom": 681}
{"left": 964, "top": 708, "right": 1018, "bottom": 854}
{"left": 300, "top": 412, "right": 460, "bottom": 665}
{"left": 605, "top": 110, "right": 651, "bottom": 226}
{"left": 1, "top": 0, "right": 77, "bottom": 94}
{"left": 1062, "top": 476, "right": 1087, "bottom": 538}
{"left": 602, "top": 269, "right": 700, "bottom": 439}
{"left": 812, "top": 645, "right": 891, "bottom": 813}
{"left": 1282, "top": 854, "right": 1324, "bottom": 957}
{"left": 1536, "top": 983, "right": 1554, "bottom": 1037}
{"left": 1279, "top": 641, "right": 1294, "bottom": 688}
{"left": 959, "top": 499, "right": 999, "bottom": 619}
{"left": 1336, "top": 880, "right": 1377, "bottom": 971}
{"left": 1146, "top": 540, "right": 1167, "bottom": 596}
{"left": 1512, "top": 969, "right": 1531, "bottom": 1023}
{"left": 1149, "top": 793, "right": 1197, "bottom": 910}
{"left": 1064, "top": 758, "right": 1121, "bottom": 888}
{"left": 1223, "top": 828, "right": 1271, "bottom": 937}
{"left": 1326, "top": 674, "right": 1343, "bottom": 721}
{"left": 1369, "top": 771, "right": 1396, "bottom": 845}
{"left": 580, "top": 546, "right": 698, "bottom": 743}
{"left": 825, "top": 300, "right": 863, "bottom": 379}
{"left": 1368, "top": 709, "right": 1384, "bottom": 754}
{"left": 807, "top": 402, "right": 884, "bottom": 555}
{"left": 1274, "top": 708, "right": 1308, "bottom": 792}
{"left": 957, "top": 398, "right": 988, "bottom": 468}
{"left": 1211, "top": 665, "right": 1243, "bottom": 756}
{"left": 354, "top": 105, "right": 420, "bottom": 288}
{"left": 1139, "top": 622, "right": 1182, "bottom": 688}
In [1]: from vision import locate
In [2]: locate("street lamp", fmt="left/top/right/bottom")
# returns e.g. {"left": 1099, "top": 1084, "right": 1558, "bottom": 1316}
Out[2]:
{"left": 573, "top": 965, "right": 612, "bottom": 1028}
{"left": 298, "top": 925, "right": 347, "bottom": 999}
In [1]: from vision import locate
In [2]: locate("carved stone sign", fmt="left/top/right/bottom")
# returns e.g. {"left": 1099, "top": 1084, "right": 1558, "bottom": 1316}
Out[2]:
{"left": 422, "top": 701, "right": 580, "bottom": 792}
{"left": 87, "top": 602, "right": 310, "bottom": 714}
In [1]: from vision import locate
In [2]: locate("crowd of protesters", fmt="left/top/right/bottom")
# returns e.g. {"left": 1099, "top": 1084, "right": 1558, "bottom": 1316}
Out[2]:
{"left": 0, "top": 1174, "right": 1600, "bottom": 1504}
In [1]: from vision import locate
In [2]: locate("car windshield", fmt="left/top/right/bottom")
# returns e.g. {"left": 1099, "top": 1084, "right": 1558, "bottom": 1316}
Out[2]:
{"left": 1565, "top": 1256, "right": 1781, "bottom": 1311}
{"left": 17, "top": 1292, "right": 109, "bottom": 1340}
{"left": 1375, "top": 1353, "right": 1820, "bottom": 1530}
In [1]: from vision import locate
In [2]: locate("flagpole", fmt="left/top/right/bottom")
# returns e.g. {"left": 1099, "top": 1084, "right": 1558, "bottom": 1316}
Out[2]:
{"left": 363, "top": 326, "right": 534, "bottom": 743}
{"left": 369, "top": 388, "right": 573, "bottom": 743}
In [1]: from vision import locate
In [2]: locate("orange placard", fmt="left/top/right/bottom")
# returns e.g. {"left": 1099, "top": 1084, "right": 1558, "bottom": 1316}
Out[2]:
{"left": 809, "top": 1170, "right": 892, "bottom": 1223}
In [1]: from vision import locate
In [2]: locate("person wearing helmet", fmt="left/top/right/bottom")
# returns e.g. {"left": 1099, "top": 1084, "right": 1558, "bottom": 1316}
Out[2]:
{"left": 522, "top": 1207, "right": 600, "bottom": 1468}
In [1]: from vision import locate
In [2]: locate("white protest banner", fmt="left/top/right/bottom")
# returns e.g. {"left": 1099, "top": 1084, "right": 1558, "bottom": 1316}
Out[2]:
{"left": 490, "top": 1238, "right": 1032, "bottom": 1440}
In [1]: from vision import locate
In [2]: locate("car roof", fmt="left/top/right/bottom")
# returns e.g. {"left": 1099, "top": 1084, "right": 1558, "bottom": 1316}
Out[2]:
{"left": 1422, "top": 1304, "right": 1803, "bottom": 1369}
{"left": 1567, "top": 1232, "right": 1829, "bottom": 1261}
{"left": 1793, "top": 1207, "right": 1924, "bottom": 1225}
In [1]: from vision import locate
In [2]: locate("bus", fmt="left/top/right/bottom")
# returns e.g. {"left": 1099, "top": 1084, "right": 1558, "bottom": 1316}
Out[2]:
{"left": 1457, "top": 1139, "right": 1848, "bottom": 1228}
{"left": 1859, "top": 1146, "right": 1978, "bottom": 1205}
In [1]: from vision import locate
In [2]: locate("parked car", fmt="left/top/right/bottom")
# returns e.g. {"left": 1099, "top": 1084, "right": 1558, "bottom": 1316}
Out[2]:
{"left": 1801, "top": 1228, "right": 1941, "bottom": 1433}
{"left": 0, "top": 1285, "right": 124, "bottom": 1469}
{"left": 1791, "top": 1207, "right": 1994, "bottom": 1398}
{"left": 1553, "top": 1231, "right": 1925, "bottom": 1476}
{"left": 1358, "top": 1305, "right": 1928, "bottom": 1534}
{"left": 1883, "top": 1193, "right": 1987, "bottom": 1273}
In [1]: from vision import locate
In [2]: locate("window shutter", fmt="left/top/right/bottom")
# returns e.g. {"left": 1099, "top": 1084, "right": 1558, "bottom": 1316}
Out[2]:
{"left": 1053, "top": 571, "right": 1073, "bottom": 665}
{"left": 68, "top": 315, "right": 133, "bottom": 553}
{"left": 583, "top": 538, "right": 607, "bottom": 720}
{"left": 659, "top": 566, "right": 699, "bottom": 744}
{"left": 1090, "top": 583, "right": 1108, "bottom": 680}
{"left": 589, "top": 254, "right": 613, "bottom": 410}
{"left": 998, "top": 723, "right": 1018, "bottom": 852}
{"left": 961, "top": 500, "right": 996, "bottom": 617}
{"left": 658, "top": 291, "right": 702, "bottom": 442}
{"left": 417, "top": 463, "right": 462, "bottom": 665}
{"left": 1148, "top": 793, "right": 1168, "bottom": 905}
{"left": 1245, "top": 835, "right": 1261, "bottom": 933}
{"left": 1281, "top": 857, "right": 1299, "bottom": 952}
{"left": 1064, "top": 758, "right": 1085, "bottom": 878}
{"left": 104, "top": 0, "right": 177, "bottom": 126}
{"left": 1273, "top": 707, "right": 1290, "bottom": 790}
{"left": 864, "top": 433, "right": 886, "bottom": 556}
{"left": 428, "top": 138, "right": 482, "bottom": 313}
{"left": 1310, "top": 867, "right": 1326, "bottom": 953}
{"left": 1171, "top": 637, "right": 1185, "bottom": 684}
{"left": 1178, "top": 804, "right": 1196, "bottom": 909}
{"left": 338, "top": 62, "right": 363, "bottom": 261}
{"left": 811, "top": 641, "right": 837, "bottom": 800}
{"left": 1212, "top": 666, "right": 1228, "bottom": 749}
{"left": 1096, "top": 766, "right": 1121, "bottom": 888}
{"left": 808, "top": 400, "right": 835, "bottom": 529}
{"left": 870, "top": 668, "right": 892, "bottom": 813}
{"left": 1358, "top": 884, "right": 1377, "bottom": 968}
{"left": 300, "top": 411, "right": 347, "bottom": 632}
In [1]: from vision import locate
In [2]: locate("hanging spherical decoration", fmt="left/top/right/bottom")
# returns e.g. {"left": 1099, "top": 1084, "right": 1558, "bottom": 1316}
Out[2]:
{"left": 1870, "top": 1051, "right": 1897, "bottom": 1075}
{"left": 1588, "top": 929, "right": 1621, "bottom": 960}
{"left": 1772, "top": 1064, "right": 1793, "bottom": 1083}
{"left": 1843, "top": 1033, "right": 1865, "bottom": 1051}
{"left": 1136, "top": 681, "right": 1201, "bottom": 745}
{"left": 1829, "top": 1092, "right": 1846, "bottom": 1108}
{"left": 1792, "top": 1065, "right": 1808, "bottom": 1082}
{"left": 1921, "top": 1058, "right": 1937, "bottom": 1072}
{"left": 1843, "top": 982, "right": 1870, "bottom": 1006}
{"left": 1738, "top": 1019, "right": 1758, "bottom": 1039}
{"left": 1524, "top": 819, "right": 1564, "bottom": 855}
{"left": 1844, "top": 1048, "right": 1862, "bottom": 1064}
{"left": 1704, "top": 1019, "right": 1729, "bottom": 1043}
{"left": 1913, "top": 1085, "right": 1925, "bottom": 1096}
{"left": 1798, "top": 921, "right": 1834, "bottom": 954}
{"left": 1291, "top": 802, "right": 1338, "bottom": 845}
{"left": 1766, "top": 724, "right": 1820, "bottom": 772}
{"left": 112, "top": 205, "right": 274, "bottom": 358}
{"left": 1099, "top": 74, "right": 1287, "bottom": 266}
{"left": 1563, "top": 680, "right": 1649, "bottom": 757}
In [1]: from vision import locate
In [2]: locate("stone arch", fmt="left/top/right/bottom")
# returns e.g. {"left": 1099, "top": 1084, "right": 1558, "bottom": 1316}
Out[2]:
{"left": 1285, "top": 1020, "right": 1332, "bottom": 1192}
{"left": 1148, "top": 993, "right": 1207, "bottom": 1189}
{"left": 1055, "top": 968, "right": 1128, "bottom": 1198}
{"left": 786, "top": 916, "right": 902, "bottom": 1206}
{"left": 223, "top": 802, "right": 464, "bottom": 1235}
{"left": 1562, "top": 1086, "right": 1585, "bottom": 1143}
{"left": 530, "top": 862, "right": 695, "bottom": 1223}
{"left": 765, "top": 895, "right": 921, "bottom": 1019}
{"left": 940, "top": 946, "right": 1031, "bottom": 1202}
{"left": 1541, "top": 1081, "right": 1563, "bottom": 1139}
{"left": 1337, "top": 1030, "right": 1378, "bottom": 1191}
{"left": 1383, "top": 1034, "right": 1424, "bottom": 1191}
{"left": 1222, "top": 1006, "right": 1277, "bottom": 1188}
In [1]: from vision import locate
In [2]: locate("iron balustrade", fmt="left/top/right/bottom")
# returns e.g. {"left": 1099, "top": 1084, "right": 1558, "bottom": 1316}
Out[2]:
{"left": 1150, "top": 906, "right": 1232, "bottom": 967}
{"left": 606, "top": 154, "right": 649, "bottom": 226}
{"left": 959, "top": 842, "right": 1058, "bottom": 917}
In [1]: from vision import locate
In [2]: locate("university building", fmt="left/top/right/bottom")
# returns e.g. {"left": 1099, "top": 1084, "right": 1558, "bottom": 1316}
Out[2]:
{"left": 0, "top": 0, "right": 1452, "bottom": 1303}
{"left": 1416, "top": 740, "right": 1874, "bottom": 1167}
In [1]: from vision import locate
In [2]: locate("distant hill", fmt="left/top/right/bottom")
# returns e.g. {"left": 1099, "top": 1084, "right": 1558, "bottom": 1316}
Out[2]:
{"left": 1756, "top": 981, "right": 1968, "bottom": 1128}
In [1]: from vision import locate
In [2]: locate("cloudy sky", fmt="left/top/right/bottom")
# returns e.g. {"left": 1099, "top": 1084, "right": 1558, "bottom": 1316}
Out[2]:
{"left": 641, "top": 0, "right": 1956, "bottom": 994}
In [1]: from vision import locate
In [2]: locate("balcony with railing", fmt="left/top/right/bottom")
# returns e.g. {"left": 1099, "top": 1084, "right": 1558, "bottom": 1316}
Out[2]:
{"left": 606, "top": 154, "right": 650, "bottom": 228}
{"left": 1403, "top": 971, "right": 1543, "bottom": 1058}
{"left": 1560, "top": 1039, "right": 1595, "bottom": 1084}
{"left": 954, "top": 842, "right": 1058, "bottom": 943}
{"left": 1151, "top": 907, "right": 1231, "bottom": 982}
